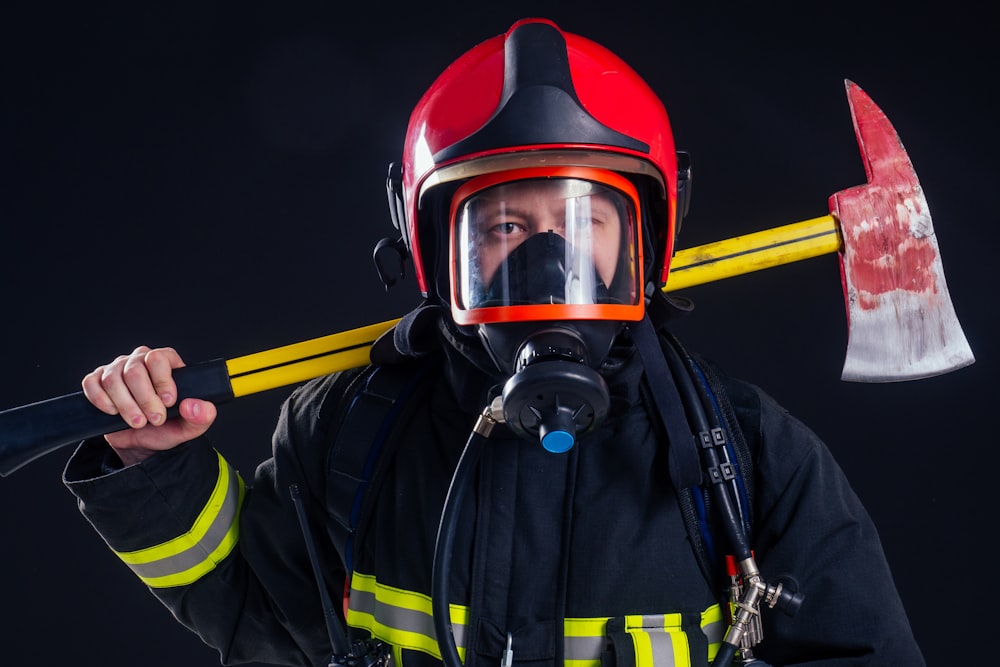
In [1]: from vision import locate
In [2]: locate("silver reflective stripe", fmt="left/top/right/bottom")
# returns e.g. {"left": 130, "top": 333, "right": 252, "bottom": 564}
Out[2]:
{"left": 347, "top": 573, "right": 721, "bottom": 667}
{"left": 114, "top": 451, "right": 244, "bottom": 588}
{"left": 701, "top": 614, "right": 725, "bottom": 646}
{"left": 651, "top": 634, "right": 678, "bottom": 667}
{"left": 564, "top": 634, "right": 609, "bottom": 661}
{"left": 347, "top": 572, "right": 468, "bottom": 659}
{"left": 623, "top": 614, "right": 684, "bottom": 667}
{"left": 349, "top": 580, "right": 468, "bottom": 648}
{"left": 648, "top": 624, "right": 678, "bottom": 667}
{"left": 566, "top": 616, "right": 612, "bottom": 666}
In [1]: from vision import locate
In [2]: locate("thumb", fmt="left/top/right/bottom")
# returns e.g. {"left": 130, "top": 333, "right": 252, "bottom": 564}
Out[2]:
{"left": 175, "top": 398, "right": 218, "bottom": 437}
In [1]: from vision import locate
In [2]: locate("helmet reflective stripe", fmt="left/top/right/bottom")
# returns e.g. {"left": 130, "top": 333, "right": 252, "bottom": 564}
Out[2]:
{"left": 113, "top": 451, "right": 244, "bottom": 588}
{"left": 347, "top": 572, "right": 724, "bottom": 666}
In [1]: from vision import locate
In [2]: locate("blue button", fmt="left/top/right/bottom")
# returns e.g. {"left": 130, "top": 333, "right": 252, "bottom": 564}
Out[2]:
{"left": 541, "top": 430, "right": 575, "bottom": 453}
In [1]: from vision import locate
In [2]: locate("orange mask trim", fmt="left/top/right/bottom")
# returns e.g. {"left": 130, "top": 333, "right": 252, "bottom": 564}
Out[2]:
{"left": 449, "top": 166, "right": 645, "bottom": 326}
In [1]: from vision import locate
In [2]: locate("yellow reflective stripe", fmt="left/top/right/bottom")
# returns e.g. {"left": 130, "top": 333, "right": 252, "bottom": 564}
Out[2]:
{"left": 347, "top": 572, "right": 469, "bottom": 661}
{"left": 390, "top": 644, "right": 405, "bottom": 667}
{"left": 631, "top": 625, "right": 657, "bottom": 667}
{"left": 113, "top": 451, "right": 244, "bottom": 588}
{"left": 565, "top": 616, "right": 611, "bottom": 667}
{"left": 701, "top": 604, "right": 725, "bottom": 661}
{"left": 347, "top": 573, "right": 720, "bottom": 667}
{"left": 565, "top": 659, "right": 603, "bottom": 667}
{"left": 622, "top": 613, "right": 691, "bottom": 667}
{"left": 565, "top": 616, "right": 611, "bottom": 636}
{"left": 624, "top": 613, "right": 684, "bottom": 629}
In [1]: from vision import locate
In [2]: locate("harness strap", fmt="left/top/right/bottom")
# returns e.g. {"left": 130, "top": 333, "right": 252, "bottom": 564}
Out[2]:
{"left": 686, "top": 353, "right": 755, "bottom": 541}
{"left": 327, "top": 359, "right": 434, "bottom": 573}
{"left": 325, "top": 311, "right": 756, "bottom": 661}
{"left": 630, "top": 314, "right": 703, "bottom": 490}
{"left": 632, "top": 312, "right": 756, "bottom": 596}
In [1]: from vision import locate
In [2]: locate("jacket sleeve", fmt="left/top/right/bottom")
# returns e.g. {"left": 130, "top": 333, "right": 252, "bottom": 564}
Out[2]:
{"left": 727, "top": 379, "right": 926, "bottom": 666}
{"left": 63, "top": 370, "right": 361, "bottom": 667}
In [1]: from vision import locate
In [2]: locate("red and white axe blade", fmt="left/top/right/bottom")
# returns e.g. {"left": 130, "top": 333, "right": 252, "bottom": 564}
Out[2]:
{"left": 829, "top": 80, "right": 975, "bottom": 381}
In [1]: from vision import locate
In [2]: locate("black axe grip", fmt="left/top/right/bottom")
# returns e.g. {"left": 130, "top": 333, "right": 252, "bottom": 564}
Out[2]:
{"left": 0, "top": 359, "right": 234, "bottom": 477}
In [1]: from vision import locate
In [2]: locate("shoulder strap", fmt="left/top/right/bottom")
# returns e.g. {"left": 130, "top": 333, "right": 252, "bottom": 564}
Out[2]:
{"left": 640, "top": 329, "right": 756, "bottom": 596}
{"left": 691, "top": 353, "right": 755, "bottom": 535}
{"left": 326, "top": 357, "right": 436, "bottom": 573}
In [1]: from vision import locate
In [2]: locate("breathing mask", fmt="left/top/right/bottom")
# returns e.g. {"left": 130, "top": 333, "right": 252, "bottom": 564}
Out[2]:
{"left": 447, "top": 167, "right": 645, "bottom": 449}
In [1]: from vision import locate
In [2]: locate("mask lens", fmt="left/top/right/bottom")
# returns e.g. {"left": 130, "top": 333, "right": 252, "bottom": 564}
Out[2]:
{"left": 452, "top": 175, "right": 639, "bottom": 320}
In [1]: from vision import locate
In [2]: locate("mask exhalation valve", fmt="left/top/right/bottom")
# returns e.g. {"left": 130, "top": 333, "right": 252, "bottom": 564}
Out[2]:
{"left": 499, "top": 329, "right": 611, "bottom": 452}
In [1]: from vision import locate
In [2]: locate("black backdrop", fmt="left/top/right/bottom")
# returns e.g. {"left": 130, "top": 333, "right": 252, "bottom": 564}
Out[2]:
{"left": 1, "top": 2, "right": 994, "bottom": 665}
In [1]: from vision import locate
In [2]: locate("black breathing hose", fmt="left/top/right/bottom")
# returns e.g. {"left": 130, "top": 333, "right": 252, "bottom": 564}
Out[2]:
{"left": 431, "top": 408, "right": 494, "bottom": 667}
{"left": 668, "top": 332, "right": 750, "bottom": 537}
{"left": 659, "top": 338, "right": 752, "bottom": 562}
{"left": 658, "top": 340, "right": 752, "bottom": 667}
{"left": 713, "top": 642, "right": 740, "bottom": 667}
{"left": 429, "top": 344, "right": 783, "bottom": 667}
{"left": 660, "top": 335, "right": 804, "bottom": 666}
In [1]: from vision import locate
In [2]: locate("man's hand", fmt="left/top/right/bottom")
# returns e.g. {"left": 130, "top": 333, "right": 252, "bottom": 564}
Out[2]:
{"left": 81, "top": 346, "right": 217, "bottom": 466}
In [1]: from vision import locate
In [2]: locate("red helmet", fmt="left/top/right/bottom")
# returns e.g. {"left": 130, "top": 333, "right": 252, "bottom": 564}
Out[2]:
{"left": 386, "top": 18, "right": 689, "bottom": 322}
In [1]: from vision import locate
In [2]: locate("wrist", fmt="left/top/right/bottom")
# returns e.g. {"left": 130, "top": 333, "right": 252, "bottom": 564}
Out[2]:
{"left": 109, "top": 444, "right": 159, "bottom": 467}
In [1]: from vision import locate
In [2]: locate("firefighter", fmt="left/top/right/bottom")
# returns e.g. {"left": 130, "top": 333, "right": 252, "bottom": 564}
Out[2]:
{"left": 66, "top": 18, "right": 925, "bottom": 667}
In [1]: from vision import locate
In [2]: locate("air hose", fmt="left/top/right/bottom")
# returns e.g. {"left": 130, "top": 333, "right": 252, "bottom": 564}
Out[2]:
{"left": 658, "top": 336, "right": 803, "bottom": 666}
{"left": 658, "top": 338, "right": 752, "bottom": 563}
{"left": 431, "top": 403, "right": 497, "bottom": 667}
{"left": 430, "top": 340, "right": 802, "bottom": 667}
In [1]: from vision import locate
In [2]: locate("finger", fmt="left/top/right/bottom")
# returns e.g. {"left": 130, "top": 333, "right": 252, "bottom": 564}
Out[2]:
{"left": 178, "top": 398, "right": 217, "bottom": 426}
{"left": 144, "top": 347, "right": 184, "bottom": 408}
{"left": 118, "top": 347, "right": 167, "bottom": 427}
{"left": 81, "top": 356, "right": 129, "bottom": 415}
{"left": 97, "top": 350, "right": 152, "bottom": 428}
{"left": 175, "top": 398, "right": 217, "bottom": 440}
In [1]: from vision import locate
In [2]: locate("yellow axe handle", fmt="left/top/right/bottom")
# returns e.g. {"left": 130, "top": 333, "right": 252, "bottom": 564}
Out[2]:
{"left": 666, "top": 214, "right": 842, "bottom": 291}
{"left": 224, "top": 215, "right": 843, "bottom": 397}
{"left": 225, "top": 319, "right": 401, "bottom": 397}
{"left": 0, "top": 214, "right": 850, "bottom": 478}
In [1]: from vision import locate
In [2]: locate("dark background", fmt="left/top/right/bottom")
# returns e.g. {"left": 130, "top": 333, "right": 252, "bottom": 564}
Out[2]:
{"left": 1, "top": 1, "right": 994, "bottom": 665}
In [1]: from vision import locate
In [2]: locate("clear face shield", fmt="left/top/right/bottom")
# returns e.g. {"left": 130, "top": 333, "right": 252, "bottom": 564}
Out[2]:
{"left": 449, "top": 167, "right": 645, "bottom": 327}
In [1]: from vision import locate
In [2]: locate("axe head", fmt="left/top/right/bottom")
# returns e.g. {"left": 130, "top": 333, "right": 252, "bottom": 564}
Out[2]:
{"left": 829, "top": 80, "right": 974, "bottom": 382}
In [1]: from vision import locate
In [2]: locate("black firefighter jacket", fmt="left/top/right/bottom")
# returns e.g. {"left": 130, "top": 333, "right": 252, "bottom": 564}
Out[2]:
{"left": 64, "top": 336, "right": 925, "bottom": 667}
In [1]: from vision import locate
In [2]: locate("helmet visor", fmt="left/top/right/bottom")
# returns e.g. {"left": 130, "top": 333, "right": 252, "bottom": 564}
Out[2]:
{"left": 450, "top": 167, "right": 644, "bottom": 325}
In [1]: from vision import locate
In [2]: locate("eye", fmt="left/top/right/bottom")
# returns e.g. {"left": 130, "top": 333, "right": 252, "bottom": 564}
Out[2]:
{"left": 489, "top": 221, "right": 527, "bottom": 236}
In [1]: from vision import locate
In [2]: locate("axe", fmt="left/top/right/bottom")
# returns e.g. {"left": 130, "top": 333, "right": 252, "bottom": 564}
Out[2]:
{"left": 0, "top": 80, "right": 974, "bottom": 477}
